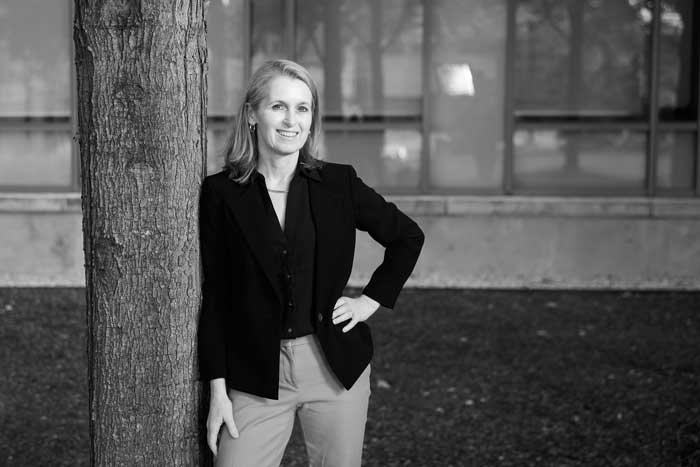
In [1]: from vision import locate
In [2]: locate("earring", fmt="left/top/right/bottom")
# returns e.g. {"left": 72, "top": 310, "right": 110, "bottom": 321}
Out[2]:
{"left": 249, "top": 123, "right": 256, "bottom": 133}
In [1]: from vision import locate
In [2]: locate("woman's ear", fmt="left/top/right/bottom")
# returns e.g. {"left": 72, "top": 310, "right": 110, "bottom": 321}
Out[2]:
{"left": 245, "top": 103, "right": 256, "bottom": 126}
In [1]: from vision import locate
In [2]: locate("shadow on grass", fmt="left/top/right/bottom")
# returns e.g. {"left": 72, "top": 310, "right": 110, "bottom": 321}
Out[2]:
{"left": 1, "top": 288, "right": 699, "bottom": 466}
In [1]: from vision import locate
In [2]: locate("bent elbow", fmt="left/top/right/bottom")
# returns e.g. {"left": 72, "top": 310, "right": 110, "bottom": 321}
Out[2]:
{"left": 409, "top": 221, "right": 425, "bottom": 253}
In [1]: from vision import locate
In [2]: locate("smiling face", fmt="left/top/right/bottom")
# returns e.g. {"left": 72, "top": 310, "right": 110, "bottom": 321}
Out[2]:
{"left": 248, "top": 75, "right": 313, "bottom": 161}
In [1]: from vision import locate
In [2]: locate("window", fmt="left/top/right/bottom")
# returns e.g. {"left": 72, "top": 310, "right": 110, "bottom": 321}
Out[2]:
{"left": 429, "top": 0, "right": 507, "bottom": 190}
{"left": 0, "top": 0, "right": 75, "bottom": 190}
{"left": 508, "top": 0, "right": 699, "bottom": 195}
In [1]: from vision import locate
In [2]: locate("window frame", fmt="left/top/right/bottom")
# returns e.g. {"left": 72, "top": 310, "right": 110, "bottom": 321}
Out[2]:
{"left": 504, "top": 0, "right": 700, "bottom": 198}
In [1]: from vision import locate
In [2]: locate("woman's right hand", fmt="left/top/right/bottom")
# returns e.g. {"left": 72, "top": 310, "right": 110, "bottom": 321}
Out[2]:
{"left": 207, "top": 378, "right": 239, "bottom": 456}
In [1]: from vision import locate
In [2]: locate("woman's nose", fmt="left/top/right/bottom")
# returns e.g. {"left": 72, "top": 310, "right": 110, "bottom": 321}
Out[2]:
{"left": 283, "top": 110, "right": 296, "bottom": 126}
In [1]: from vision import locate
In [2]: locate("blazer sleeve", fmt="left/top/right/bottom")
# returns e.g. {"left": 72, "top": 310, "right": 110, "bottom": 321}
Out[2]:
{"left": 348, "top": 166, "right": 425, "bottom": 309}
{"left": 197, "top": 177, "right": 228, "bottom": 381}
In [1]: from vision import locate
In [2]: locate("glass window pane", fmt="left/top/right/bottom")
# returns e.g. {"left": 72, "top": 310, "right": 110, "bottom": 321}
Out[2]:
{"left": 0, "top": 0, "right": 72, "bottom": 117}
{"left": 323, "top": 128, "right": 420, "bottom": 188}
{"left": 656, "top": 131, "right": 695, "bottom": 190}
{"left": 296, "top": 0, "right": 423, "bottom": 117}
{"left": 251, "top": 0, "right": 286, "bottom": 71}
{"left": 659, "top": 0, "right": 698, "bottom": 121}
{"left": 0, "top": 131, "right": 72, "bottom": 186}
{"left": 207, "top": 0, "right": 246, "bottom": 116}
{"left": 514, "top": 0, "right": 650, "bottom": 118}
{"left": 513, "top": 129, "right": 646, "bottom": 192}
{"left": 429, "top": 0, "right": 507, "bottom": 189}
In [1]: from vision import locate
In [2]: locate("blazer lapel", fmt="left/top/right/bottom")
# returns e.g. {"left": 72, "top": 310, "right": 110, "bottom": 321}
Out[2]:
{"left": 308, "top": 173, "right": 349, "bottom": 312}
{"left": 220, "top": 179, "right": 285, "bottom": 306}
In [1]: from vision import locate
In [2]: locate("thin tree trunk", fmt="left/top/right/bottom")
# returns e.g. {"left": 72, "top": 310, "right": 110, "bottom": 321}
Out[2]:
{"left": 73, "top": 1, "right": 208, "bottom": 465}
{"left": 369, "top": 0, "right": 384, "bottom": 114}
{"left": 368, "top": 0, "right": 385, "bottom": 176}
{"left": 324, "top": 0, "right": 343, "bottom": 114}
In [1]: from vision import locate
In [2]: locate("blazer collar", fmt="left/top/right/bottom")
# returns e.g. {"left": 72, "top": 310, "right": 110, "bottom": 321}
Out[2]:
{"left": 299, "top": 163, "right": 321, "bottom": 182}
{"left": 246, "top": 160, "right": 322, "bottom": 185}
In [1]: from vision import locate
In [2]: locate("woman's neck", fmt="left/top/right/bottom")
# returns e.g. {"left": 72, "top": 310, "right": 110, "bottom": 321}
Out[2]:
{"left": 256, "top": 152, "right": 299, "bottom": 190}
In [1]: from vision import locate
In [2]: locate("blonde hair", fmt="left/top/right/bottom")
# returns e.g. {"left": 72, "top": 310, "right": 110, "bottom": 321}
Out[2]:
{"left": 221, "top": 59, "right": 324, "bottom": 183}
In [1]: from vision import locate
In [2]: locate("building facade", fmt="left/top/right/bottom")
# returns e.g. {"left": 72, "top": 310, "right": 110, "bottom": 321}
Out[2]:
{"left": 1, "top": 0, "right": 699, "bottom": 288}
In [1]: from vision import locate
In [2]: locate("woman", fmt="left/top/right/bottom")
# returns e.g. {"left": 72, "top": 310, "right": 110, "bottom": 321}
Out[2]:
{"left": 198, "top": 59, "right": 424, "bottom": 467}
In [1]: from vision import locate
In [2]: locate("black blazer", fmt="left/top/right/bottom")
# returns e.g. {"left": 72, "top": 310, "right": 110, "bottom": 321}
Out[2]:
{"left": 198, "top": 162, "right": 424, "bottom": 399}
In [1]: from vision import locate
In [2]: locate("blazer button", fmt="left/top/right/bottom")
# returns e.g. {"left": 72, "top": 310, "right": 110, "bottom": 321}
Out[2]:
{"left": 317, "top": 313, "right": 323, "bottom": 322}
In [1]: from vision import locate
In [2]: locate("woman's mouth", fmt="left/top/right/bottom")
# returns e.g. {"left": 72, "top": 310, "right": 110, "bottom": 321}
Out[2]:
{"left": 277, "top": 130, "right": 299, "bottom": 138}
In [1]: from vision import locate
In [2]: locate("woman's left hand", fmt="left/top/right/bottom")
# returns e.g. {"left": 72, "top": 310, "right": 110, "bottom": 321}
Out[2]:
{"left": 332, "top": 294, "right": 380, "bottom": 332}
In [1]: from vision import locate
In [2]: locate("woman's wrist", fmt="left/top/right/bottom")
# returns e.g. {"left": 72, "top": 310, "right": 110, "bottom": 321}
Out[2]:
{"left": 209, "top": 377, "right": 227, "bottom": 398}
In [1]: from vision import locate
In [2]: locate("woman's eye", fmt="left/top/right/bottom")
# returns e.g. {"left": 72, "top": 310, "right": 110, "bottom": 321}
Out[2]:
{"left": 272, "top": 104, "right": 284, "bottom": 110}
{"left": 298, "top": 106, "right": 309, "bottom": 113}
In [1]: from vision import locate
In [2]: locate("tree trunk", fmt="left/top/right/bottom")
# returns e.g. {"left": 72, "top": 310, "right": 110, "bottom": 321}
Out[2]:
{"left": 369, "top": 0, "right": 384, "bottom": 115}
{"left": 73, "top": 1, "right": 208, "bottom": 465}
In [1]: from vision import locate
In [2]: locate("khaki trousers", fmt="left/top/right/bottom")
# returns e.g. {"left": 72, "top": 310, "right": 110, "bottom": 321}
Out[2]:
{"left": 215, "top": 334, "right": 371, "bottom": 467}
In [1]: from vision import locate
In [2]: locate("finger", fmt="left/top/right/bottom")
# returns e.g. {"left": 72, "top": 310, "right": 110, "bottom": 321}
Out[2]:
{"left": 333, "top": 297, "right": 347, "bottom": 310}
{"left": 331, "top": 303, "right": 348, "bottom": 319}
{"left": 342, "top": 318, "right": 357, "bottom": 333}
{"left": 226, "top": 422, "right": 239, "bottom": 439}
{"left": 223, "top": 412, "right": 239, "bottom": 439}
{"left": 207, "top": 419, "right": 220, "bottom": 456}
{"left": 333, "top": 311, "right": 352, "bottom": 324}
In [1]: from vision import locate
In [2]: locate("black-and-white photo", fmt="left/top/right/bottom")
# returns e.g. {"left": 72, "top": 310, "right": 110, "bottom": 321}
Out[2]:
{"left": 1, "top": 1, "right": 698, "bottom": 466}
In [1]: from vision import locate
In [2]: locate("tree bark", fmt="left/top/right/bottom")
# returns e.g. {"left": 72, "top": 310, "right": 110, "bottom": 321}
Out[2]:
{"left": 73, "top": 1, "right": 208, "bottom": 465}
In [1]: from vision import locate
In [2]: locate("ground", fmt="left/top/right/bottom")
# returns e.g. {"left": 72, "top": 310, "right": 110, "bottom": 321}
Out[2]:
{"left": 0, "top": 288, "right": 698, "bottom": 466}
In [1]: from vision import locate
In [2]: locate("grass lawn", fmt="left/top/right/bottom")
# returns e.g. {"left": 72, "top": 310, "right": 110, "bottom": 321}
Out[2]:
{"left": 1, "top": 288, "right": 699, "bottom": 466}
